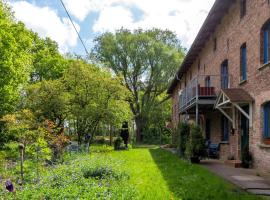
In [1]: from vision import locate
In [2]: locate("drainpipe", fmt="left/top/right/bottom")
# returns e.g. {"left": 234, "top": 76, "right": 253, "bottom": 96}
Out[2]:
{"left": 196, "top": 76, "right": 199, "bottom": 125}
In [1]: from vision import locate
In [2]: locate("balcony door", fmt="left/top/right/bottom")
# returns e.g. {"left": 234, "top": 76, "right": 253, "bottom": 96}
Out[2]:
{"left": 221, "top": 60, "right": 229, "bottom": 89}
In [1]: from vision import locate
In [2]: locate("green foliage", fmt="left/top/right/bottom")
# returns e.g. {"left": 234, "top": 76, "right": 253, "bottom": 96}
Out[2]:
{"left": 30, "top": 35, "right": 68, "bottom": 82}
{"left": 177, "top": 122, "right": 190, "bottom": 157}
{"left": 143, "top": 127, "right": 172, "bottom": 145}
{"left": 0, "top": 2, "right": 33, "bottom": 116}
{"left": 1, "top": 109, "right": 52, "bottom": 163}
{"left": 1, "top": 154, "right": 137, "bottom": 200}
{"left": 64, "top": 60, "right": 132, "bottom": 143}
{"left": 114, "top": 137, "right": 123, "bottom": 150}
{"left": 26, "top": 80, "right": 69, "bottom": 130}
{"left": 0, "top": 146, "right": 261, "bottom": 200}
{"left": 185, "top": 124, "right": 206, "bottom": 161}
{"left": 82, "top": 166, "right": 129, "bottom": 180}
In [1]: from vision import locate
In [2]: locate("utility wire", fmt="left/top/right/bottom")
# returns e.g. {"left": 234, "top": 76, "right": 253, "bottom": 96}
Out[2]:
{"left": 59, "top": 0, "right": 89, "bottom": 55}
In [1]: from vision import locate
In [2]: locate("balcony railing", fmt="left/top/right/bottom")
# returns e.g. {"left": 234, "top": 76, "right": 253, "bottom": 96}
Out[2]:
{"left": 179, "top": 74, "right": 230, "bottom": 113}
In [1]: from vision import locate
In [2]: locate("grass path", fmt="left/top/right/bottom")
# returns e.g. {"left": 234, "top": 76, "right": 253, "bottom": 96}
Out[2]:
{"left": 106, "top": 147, "right": 262, "bottom": 200}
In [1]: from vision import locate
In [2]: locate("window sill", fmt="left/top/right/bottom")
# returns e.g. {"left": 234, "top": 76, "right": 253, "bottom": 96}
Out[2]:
{"left": 239, "top": 79, "right": 247, "bottom": 85}
{"left": 220, "top": 141, "right": 229, "bottom": 145}
{"left": 258, "top": 144, "right": 270, "bottom": 149}
{"left": 258, "top": 61, "right": 270, "bottom": 71}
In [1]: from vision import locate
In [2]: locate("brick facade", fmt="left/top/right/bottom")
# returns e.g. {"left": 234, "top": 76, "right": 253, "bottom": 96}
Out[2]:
{"left": 171, "top": 0, "right": 270, "bottom": 171}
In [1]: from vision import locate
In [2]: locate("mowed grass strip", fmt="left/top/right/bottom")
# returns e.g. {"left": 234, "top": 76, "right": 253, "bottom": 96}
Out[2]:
{"left": 105, "top": 147, "right": 263, "bottom": 200}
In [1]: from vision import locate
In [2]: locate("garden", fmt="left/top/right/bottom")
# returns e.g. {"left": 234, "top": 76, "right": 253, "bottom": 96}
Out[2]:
{"left": 1, "top": 145, "right": 263, "bottom": 200}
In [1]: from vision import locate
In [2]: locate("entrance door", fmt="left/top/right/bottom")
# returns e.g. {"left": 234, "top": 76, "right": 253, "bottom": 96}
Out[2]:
{"left": 221, "top": 60, "right": 229, "bottom": 89}
{"left": 241, "top": 106, "right": 249, "bottom": 152}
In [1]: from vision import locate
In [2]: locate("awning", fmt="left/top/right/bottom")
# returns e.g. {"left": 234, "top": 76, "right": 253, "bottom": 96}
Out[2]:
{"left": 214, "top": 89, "right": 254, "bottom": 128}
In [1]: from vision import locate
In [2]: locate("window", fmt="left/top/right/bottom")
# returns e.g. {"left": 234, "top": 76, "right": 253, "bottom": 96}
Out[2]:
{"left": 213, "top": 38, "right": 217, "bottom": 51}
{"left": 262, "top": 19, "right": 270, "bottom": 64}
{"left": 240, "top": 43, "right": 247, "bottom": 81}
{"left": 221, "top": 60, "right": 229, "bottom": 89}
{"left": 221, "top": 116, "right": 229, "bottom": 141}
{"left": 240, "top": 0, "right": 246, "bottom": 18}
{"left": 263, "top": 102, "right": 270, "bottom": 138}
{"left": 205, "top": 76, "right": 211, "bottom": 87}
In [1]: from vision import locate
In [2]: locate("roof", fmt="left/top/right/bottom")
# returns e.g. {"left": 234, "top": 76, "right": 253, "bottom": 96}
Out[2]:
{"left": 167, "top": 0, "right": 236, "bottom": 94}
{"left": 222, "top": 88, "right": 254, "bottom": 103}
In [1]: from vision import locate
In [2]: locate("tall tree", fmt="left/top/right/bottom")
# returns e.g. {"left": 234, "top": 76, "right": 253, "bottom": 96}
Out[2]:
{"left": 92, "top": 28, "right": 185, "bottom": 141}
{"left": 0, "top": 2, "right": 33, "bottom": 116}
{"left": 63, "top": 60, "right": 131, "bottom": 144}
{"left": 30, "top": 35, "right": 68, "bottom": 82}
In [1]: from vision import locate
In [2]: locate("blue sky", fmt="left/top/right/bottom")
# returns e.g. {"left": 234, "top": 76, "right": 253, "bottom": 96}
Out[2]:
{"left": 9, "top": 0, "right": 215, "bottom": 56}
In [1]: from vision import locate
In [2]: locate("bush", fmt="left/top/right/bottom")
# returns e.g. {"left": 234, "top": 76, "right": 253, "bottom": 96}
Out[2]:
{"left": 114, "top": 137, "right": 123, "bottom": 150}
{"left": 93, "top": 136, "right": 106, "bottom": 144}
{"left": 185, "top": 124, "right": 206, "bottom": 163}
{"left": 143, "top": 127, "right": 172, "bottom": 145}
{"left": 82, "top": 166, "right": 129, "bottom": 180}
{"left": 2, "top": 155, "right": 137, "bottom": 200}
{"left": 177, "top": 122, "right": 190, "bottom": 158}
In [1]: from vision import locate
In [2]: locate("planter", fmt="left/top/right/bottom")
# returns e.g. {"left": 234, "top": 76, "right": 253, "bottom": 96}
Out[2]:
{"left": 264, "top": 139, "right": 270, "bottom": 145}
{"left": 190, "top": 157, "right": 200, "bottom": 164}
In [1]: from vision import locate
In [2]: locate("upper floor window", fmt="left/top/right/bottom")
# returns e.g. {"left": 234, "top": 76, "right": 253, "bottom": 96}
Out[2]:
{"left": 213, "top": 38, "right": 217, "bottom": 52}
{"left": 262, "top": 20, "right": 270, "bottom": 64}
{"left": 205, "top": 76, "right": 211, "bottom": 87}
{"left": 221, "top": 60, "right": 229, "bottom": 89}
{"left": 240, "top": 0, "right": 246, "bottom": 18}
{"left": 240, "top": 43, "right": 247, "bottom": 81}
{"left": 263, "top": 102, "right": 270, "bottom": 138}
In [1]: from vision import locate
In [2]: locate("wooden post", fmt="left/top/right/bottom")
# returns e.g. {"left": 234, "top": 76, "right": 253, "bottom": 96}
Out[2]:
{"left": 109, "top": 125, "right": 113, "bottom": 146}
{"left": 18, "top": 143, "right": 24, "bottom": 185}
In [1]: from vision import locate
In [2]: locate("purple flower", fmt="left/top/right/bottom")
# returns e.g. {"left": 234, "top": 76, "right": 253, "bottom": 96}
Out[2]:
{"left": 5, "top": 180, "right": 14, "bottom": 192}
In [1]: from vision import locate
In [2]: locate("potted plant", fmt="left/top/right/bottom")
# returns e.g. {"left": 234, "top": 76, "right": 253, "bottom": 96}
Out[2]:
{"left": 185, "top": 124, "right": 206, "bottom": 163}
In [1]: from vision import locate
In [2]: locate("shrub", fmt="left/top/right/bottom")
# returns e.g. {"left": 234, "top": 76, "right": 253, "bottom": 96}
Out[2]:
{"left": 82, "top": 166, "right": 129, "bottom": 180}
{"left": 93, "top": 136, "right": 106, "bottom": 144}
{"left": 185, "top": 124, "right": 206, "bottom": 163}
{"left": 114, "top": 137, "right": 123, "bottom": 150}
{"left": 177, "top": 122, "right": 190, "bottom": 158}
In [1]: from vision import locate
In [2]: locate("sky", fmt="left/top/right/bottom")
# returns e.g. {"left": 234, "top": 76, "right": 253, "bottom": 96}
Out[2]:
{"left": 9, "top": 0, "right": 216, "bottom": 55}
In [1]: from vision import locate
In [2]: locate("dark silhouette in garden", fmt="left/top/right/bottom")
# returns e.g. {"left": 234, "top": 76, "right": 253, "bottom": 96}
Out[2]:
{"left": 120, "top": 121, "right": 129, "bottom": 148}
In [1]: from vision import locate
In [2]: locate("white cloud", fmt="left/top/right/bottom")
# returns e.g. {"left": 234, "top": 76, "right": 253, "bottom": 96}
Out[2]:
{"left": 93, "top": 5, "right": 134, "bottom": 33}
{"left": 10, "top": 1, "right": 79, "bottom": 53}
{"left": 63, "top": 0, "right": 215, "bottom": 48}
{"left": 63, "top": 0, "right": 103, "bottom": 21}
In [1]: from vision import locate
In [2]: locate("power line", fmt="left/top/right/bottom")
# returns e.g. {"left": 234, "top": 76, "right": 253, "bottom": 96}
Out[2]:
{"left": 59, "top": 0, "right": 89, "bottom": 55}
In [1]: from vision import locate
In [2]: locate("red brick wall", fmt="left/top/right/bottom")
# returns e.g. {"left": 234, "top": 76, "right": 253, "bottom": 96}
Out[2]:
{"left": 171, "top": 0, "right": 270, "bottom": 170}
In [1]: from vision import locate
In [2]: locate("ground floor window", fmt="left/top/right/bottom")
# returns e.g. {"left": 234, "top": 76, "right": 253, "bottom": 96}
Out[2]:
{"left": 263, "top": 102, "right": 270, "bottom": 138}
{"left": 221, "top": 116, "right": 229, "bottom": 141}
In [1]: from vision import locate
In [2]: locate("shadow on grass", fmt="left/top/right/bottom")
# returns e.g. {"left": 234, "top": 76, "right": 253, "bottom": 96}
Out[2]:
{"left": 149, "top": 148, "right": 185, "bottom": 199}
{"left": 148, "top": 148, "right": 258, "bottom": 200}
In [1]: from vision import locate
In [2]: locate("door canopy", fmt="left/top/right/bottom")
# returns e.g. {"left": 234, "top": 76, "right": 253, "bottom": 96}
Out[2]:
{"left": 214, "top": 88, "right": 254, "bottom": 128}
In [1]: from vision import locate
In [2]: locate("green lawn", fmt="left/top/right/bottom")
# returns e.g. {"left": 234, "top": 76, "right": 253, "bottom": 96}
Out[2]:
{"left": 108, "top": 147, "right": 261, "bottom": 200}
{"left": 2, "top": 146, "right": 263, "bottom": 200}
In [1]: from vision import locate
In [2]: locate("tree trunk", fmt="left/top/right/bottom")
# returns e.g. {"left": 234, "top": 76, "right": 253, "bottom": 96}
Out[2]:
{"left": 135, "top": 117, "right": 143, "bottom": 142}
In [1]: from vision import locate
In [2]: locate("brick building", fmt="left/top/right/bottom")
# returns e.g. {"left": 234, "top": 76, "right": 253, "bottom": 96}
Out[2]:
{"left": 168, "top": 0, "right": 270, "bottom": 170}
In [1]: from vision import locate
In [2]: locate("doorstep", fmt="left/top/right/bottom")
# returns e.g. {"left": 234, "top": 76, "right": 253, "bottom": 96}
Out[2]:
{"left": 224, "top": 160, "right": 242, "bottom": 168}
